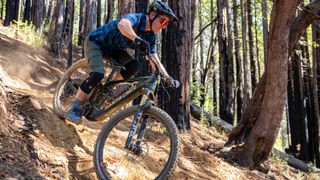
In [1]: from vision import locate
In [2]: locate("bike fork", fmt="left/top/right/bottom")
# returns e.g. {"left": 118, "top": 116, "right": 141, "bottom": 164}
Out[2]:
{"left": 125, "top": 89, "right": 152, "bottom": 154}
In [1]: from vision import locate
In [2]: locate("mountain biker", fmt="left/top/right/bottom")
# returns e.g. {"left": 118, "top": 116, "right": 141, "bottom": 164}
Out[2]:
{"left": 66, "top": 0, "right": 180, "bottom": 123}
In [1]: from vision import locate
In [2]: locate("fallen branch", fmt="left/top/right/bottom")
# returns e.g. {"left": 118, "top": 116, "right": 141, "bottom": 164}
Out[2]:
{"left": 190, "top": 102, "right": 319, "bottom": 173}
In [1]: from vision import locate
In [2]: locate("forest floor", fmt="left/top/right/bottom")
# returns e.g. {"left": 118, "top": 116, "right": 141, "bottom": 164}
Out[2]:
{"left": 0, "top": 25, "right": 319, "bottom": 180}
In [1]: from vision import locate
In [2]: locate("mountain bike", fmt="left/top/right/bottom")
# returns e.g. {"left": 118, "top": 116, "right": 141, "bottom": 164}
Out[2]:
{"left": 53, "top": 55, "right": 180, "bottom": 179}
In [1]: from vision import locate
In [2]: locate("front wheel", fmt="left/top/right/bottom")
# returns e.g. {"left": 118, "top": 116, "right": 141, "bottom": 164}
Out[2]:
{"left": 94, "top": 105, "right": 180, "bottom": 180}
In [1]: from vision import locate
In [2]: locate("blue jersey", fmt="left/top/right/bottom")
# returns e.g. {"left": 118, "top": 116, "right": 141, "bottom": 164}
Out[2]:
{"left": 88, "top": 13, "right": 157, "bottom": 55}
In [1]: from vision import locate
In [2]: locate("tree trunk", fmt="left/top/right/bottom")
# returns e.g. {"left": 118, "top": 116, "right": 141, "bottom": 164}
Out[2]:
{"left": 261, "top": 0, "right": 268, "bottom": 67}
{"left": 4, "top": 0, "right": 19, "bottom": 26}
{"left": 241, "top": 0, "right": 250, "bottom": 111}
{"left": 78, "top": 0, "right": 86, "bottom": 46}
{"left": 217, "top": 0, "right": 234, "bottom": 124}
{"left": 32, "top": 0, "right": 43, "bottom": 30}
{"left": 210, "top": 0, "right": 218, "bottom": 116}
{"left": 48, "top": 0, "right": 64, "bottom": 56}
{"left": 0, "top": 0, "right": 4, "bottom": 19}
{"left": 312, "top": 21, "right": 320, "bottom": 168}
{"left": 287, "top": 44, "right": 308, "bottom": 161}
{"left": 65, "top": 0, "right": 74, "bottom": 67}
{"left": 199, "top": 0, "right": 205, "bottom": 108}
{"left": 254, "top": 2, "right": 261, "bottom": 78}
{"left": 226, "top": 0, "right": 299, "bottom": 170}
{"left": 233, "top": 0, "right": 243, "bottom": 122}
{"left": 44, "top": 0, "right": 54, "bottom": 26}
{"left": 97, "top": 0, "right": 101, "bottom": 27}
{"left": 226, "top": 0, "right": 320, "bottom": 170}
{"left": 160, "top": 0, "right": 192, "bottom": 131}
{"left": 117, "top": 0, "right": 135, "bottom": 18}
{"left": 83, "top": 0, "right": 97, "bottom": 39}
{"left": 23, "top": 0, "right": 32, "bottom": 23}
{"left": 247, "top": 0, "right": 257, "bottom": 90}
{"left": 105, "top": 0, "right": 115, "bottom": 23}
{"left": 302, "top": 35, "right": 312, "bottom": 162}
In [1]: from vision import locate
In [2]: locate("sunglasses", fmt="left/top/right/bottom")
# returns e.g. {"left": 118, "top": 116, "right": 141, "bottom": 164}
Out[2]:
{"left": 159, "top": 16, "right": 169, "bottom": 26}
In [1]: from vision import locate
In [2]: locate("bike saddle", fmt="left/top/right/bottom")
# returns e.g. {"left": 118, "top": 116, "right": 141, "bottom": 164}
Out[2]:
{"left": 111, "top": 59, "right": 126, "bottom": 71}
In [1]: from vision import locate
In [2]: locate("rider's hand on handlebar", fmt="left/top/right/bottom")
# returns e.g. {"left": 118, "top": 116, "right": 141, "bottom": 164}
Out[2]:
{"left": 166, "top": 76, "right": 180, "bottom": 88}
{"left": 135, "top": 36, "right": 150, "bottom": 56}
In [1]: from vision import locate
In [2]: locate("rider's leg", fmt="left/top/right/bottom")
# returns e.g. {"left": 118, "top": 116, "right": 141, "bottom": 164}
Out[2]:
{"left": 66, "top": 38, "right": 104, "bottom": 122}
{"left": 66, "top": 72, "right": 104, "bottom": 122}
{"left": 109, "top": 50, "right": 141, "bottom": 97}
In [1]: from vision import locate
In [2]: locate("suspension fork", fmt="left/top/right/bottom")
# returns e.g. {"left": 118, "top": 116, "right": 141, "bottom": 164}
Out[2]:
{"left": 125, "top": 88, "right": 153, "bottom": 150}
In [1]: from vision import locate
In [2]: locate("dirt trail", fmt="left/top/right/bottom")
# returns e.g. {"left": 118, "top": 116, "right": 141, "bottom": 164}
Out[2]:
{"left": 0, "top": 28, "right": 309, "bottom": 179}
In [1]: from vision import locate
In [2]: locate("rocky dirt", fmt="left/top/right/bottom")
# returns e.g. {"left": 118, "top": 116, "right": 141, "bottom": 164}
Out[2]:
{"left": 0, "top": 26, "right": 318, "bottom": 180}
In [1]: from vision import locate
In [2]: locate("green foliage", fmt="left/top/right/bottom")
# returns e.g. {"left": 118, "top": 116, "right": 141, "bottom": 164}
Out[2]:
{"left": 11, "top": 20, "right": 44, "bottom": 48}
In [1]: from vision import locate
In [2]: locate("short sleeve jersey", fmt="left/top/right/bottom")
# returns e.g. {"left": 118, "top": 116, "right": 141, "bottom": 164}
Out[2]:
{"left": 88, "top": 13, "right": 157, "bottom": 55}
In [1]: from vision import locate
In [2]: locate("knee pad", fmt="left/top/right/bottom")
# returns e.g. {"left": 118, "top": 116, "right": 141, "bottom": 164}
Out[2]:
{"left": 120, "top": 60, "right": 141, "bottom": 79}
{"left": 80, "top": 72, "right": 104, "bottom": 93}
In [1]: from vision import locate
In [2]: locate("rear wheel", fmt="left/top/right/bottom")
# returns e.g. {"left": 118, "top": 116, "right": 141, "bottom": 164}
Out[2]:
{"left": 94, "top": 105, "right": 180, "bottom": 180}
{"left": 53, "top": 59, "right": 113, "bottom": 118}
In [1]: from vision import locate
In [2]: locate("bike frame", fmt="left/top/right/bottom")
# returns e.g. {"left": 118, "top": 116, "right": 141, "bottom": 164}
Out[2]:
{"left": 87, "top": 74, "right": 160, "bottom": 121}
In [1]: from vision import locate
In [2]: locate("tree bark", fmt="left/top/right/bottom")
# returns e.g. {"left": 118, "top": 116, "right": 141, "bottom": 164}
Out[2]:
{"left": 78, "top": 0, "right": 86, "bottom": 46}
{"left": 233, "top": 0, "right": 243, "bottom": 123}
{"left": 226, "top": 0, "right": 300, "bottom": 170}
{"left": 241, "top": 0, "right": 251, "bottom": 112}
{"left": 247, "top": 0, "right": 257, "bottom": 90}
{"left": 97, "top": 0, "right": 101, "bottom": 27}
{"left": 0, "top": 0, "right": 4, "bottom": 19}
{"left": 160, "top": 0, "right": 192, "bottom": 131}
{"left": 217, "top": 0, "right": 234, "bottom": 124}
{"left": 117, "top": 0, "right": 135, "bottom": 18}
{"left": 23, "top": 0, "right": 32, "bottom": 23}
{"left": 83, "top": 0, "right": 97, "bottom": 39}
{"left": 287, "top": 44, "right": 308, "bottom": 161}
{"left": 65, "top": 0, "right": 74, "bottom": 67}
{"left": 199, "top": 0, "right": 205, "bottom": 108}
{"left": 105, "top": 0, "right": 115, "bottom": 23}
{"left": 48, "top": 0, "right": 64, "bottom": 56}
{"left": 4, "top": 0, "right": 19, "bottom": 26}
{"left": 32, "top": 0, "right": 43, "bottom": 30}
{"left": 312, "top": 21, "right": 320, "bottom": 168}
{"left": 261, "top": 0, "right": 268, "bottom": 67}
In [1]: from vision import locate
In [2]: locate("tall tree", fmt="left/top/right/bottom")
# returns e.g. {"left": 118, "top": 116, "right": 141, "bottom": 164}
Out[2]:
{"left": 23, "top": 0, "right": 32, "bottom": 23}
{"left": 160, "top": 0, "right": 192, "bottom": 130}
{"left": 97, "top": 0, "right": 101, "bottom": 27}
{"left": 254, "top": 2, "right": 261, "bottom": 77}
{"left": 233, "top": 0, "right": 243, "bottom": 122}
{"left": 0, "top": 0, "right": 4, "bottom": 19}
{"left": 48, "top": 0, "right": 64, "bottom": 56}
{"left": 226, "top": 0, "right": 320, "bottom": 170}
{"left": 105, "top": 0, "right": 115, "bottom": 23}
{"left": 217, "top": 0, "right": 234, "bottom": 124}
{"left": 65, "top": 0, "right": 74, "bottom": 67}
{"left": 261, "top": 0, "right": 268, "bottom": 66}
{"left": 117, "top": 0, "right": 135, "bottom": 18}
{"left": 45, "top": 0, "right": 54, "bottom": 26}
{"left": 287, "top": 44, "right": 308, "bottom": 160}
{"left": 312, "top": 20, "right": 320, "bottom": 167}
{"left": 4, "top": 0, "right": 19, "bottom": 26}
{"left": 241, "top": 0, "right": 251, "bottom": 111}
{"left": 199, "top": 0, "right": 205, "bottom": 107}
{"left": 247, "top": 0, "right": 257, "bottom": 90}
{"left": 32, "top": 0, "right": 44, "bottom": 30}
{"left": 83, "top": 0, "right": 97, "bottom": 39}
{"left": 78, "top": 0, "right": 86, "bottom": 46}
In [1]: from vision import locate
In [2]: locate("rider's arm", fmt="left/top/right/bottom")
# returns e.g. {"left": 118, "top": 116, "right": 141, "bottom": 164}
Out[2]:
{"left": 150, "top": 53, "right": 170, "bottom": 80}
{"left": 117, "top": 18, "right": 138, "bottom": 41}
